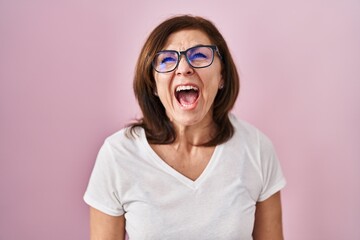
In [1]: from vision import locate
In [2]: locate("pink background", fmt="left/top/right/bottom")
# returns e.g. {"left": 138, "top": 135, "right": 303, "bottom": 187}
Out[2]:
{"left": 1, "top": 0, "right": 359, "bottom": 239}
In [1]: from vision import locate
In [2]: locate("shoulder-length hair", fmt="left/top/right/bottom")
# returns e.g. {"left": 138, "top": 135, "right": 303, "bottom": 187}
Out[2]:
{"left": 129, "top": 15, "right": 240, "bottom": 146}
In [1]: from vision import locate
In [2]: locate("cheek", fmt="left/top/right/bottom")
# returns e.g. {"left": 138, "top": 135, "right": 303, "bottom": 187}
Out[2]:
{"left": 154, "top": 78, "right": 165, "bottom": 94}
{"left": 204, "top": 74, "right": 222, "bottom": 93}
{"left": 201, "top": 84, "right": 220, "bottom": 108}
{"left": 154, "top": 78, "right": 173, "bottom": 105}
{"left": 156, "top": 82, "right": 171, "bottom": 97}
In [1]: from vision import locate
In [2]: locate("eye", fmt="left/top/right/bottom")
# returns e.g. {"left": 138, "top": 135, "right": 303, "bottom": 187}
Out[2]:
{"left": 156, "top": 51, "right": 178, "bottom": 66}
{"left": 189, "top": 52, "right": 208, "bottom": 61}
{"left": 160, "top": 56, "right": 177, "bottom": 64}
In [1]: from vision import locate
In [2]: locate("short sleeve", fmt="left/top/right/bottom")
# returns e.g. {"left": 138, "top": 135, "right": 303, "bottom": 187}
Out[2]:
{"left": 257, "top": 132, "right": 286, "bottom": 202}
{"left": 83, "top": 141, "right": 125, "bottom": 216}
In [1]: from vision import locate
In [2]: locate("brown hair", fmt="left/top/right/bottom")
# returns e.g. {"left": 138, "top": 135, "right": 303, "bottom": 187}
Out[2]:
{"left": 129, "top": 15, "right": 240, "bottom": 146}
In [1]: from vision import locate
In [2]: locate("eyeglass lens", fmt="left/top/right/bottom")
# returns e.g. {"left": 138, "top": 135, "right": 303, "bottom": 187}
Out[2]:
{"left": 153, "top": 46, "right": 215, "bottom": 73}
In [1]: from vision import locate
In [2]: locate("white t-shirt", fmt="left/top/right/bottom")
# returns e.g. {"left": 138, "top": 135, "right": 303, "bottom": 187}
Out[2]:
{"left": 84, "top": 114, "right": 286, "bottom": 240}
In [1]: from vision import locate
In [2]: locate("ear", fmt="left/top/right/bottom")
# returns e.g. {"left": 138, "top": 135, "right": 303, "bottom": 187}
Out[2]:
{"left": 219, "top": 78, "right": 224, "bottom": 90}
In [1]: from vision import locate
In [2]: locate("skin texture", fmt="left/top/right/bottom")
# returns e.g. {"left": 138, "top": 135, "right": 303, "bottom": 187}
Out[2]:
{"left": 90, "top": 207, "right": 125, "bottom": 240}
{"left": 89, "top": 29, "right": 284, "bottom": 239}
{"left": 253, "top": 192, "right": 284, "bottom": 240}
{"left": 150, "top": 29, "right": 223, "bottom": 181}
{"left": 153, "top": 29, "right": 224, "bottom": 136}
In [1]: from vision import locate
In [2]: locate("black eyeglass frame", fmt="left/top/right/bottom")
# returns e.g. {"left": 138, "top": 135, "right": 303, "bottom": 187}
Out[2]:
{"left": 152, "top": 45, "right": 222, "bottom": 73}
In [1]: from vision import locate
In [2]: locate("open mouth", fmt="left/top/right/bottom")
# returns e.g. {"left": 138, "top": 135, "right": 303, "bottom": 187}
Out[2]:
{"left": 175, "top": 85, "right": 199, "bottom": 108}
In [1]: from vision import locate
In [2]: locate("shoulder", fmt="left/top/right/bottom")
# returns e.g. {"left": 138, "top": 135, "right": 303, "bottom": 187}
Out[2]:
{"left": 102, "top": 126, "right": 145, "bottom": 155}
{"left": 229, "top": 113, "right": 258, "bottom": 134}
{"left": 229, "top": 113, "right": 261, "bottom": 140}
{"left": 91, "top": 126, "right": 149, "bottom": 175}
{"left": 228, "top": 113, "right": 274, "bottom": 149}
{"left": 105, "top": 125, "right": 143, "bottom": 143}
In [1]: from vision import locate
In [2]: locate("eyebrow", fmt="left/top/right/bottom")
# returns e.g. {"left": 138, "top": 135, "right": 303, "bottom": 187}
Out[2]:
{"left": 160, "top": 44, "right": 208, "bottom": 52}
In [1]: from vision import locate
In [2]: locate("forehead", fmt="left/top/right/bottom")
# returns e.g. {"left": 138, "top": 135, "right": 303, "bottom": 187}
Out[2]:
{"left": 163, "top": 29, "right": 212, "bottom": 50}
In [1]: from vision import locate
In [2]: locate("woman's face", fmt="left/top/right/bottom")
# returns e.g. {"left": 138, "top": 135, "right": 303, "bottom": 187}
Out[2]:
{"left": 153, "top": 29, "right": 223, "bottom": 129}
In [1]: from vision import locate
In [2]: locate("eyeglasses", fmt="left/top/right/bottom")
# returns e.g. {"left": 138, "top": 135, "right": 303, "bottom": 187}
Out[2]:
{"left": 152, "top": 45, "right": 222, "bottom": 73}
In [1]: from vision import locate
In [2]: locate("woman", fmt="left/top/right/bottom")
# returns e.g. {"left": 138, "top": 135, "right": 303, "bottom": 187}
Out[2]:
{"left": 84, "top": 15, "right": 286, "bottom": 240}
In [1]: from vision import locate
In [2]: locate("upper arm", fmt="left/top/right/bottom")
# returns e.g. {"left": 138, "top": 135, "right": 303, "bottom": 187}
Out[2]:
{"left": 252, "top": 191, "right": 284, "bottom": 240}
{"left": 90, "top": 207, "right": 126, "bottom": 240}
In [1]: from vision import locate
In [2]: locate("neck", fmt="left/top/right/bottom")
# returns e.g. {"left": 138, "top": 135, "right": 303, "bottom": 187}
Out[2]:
{"left": 171, "top": 119, "right": 216, "bottom": 150}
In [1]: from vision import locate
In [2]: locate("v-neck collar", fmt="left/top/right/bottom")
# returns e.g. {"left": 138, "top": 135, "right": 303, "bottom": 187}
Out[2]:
{"left": 139, "top": 128, "right": 224, "bottom": 190}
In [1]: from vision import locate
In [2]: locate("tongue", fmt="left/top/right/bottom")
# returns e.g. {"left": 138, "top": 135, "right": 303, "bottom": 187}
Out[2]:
{"left": 178, "top": 90, "right": 198, "bottom": 106}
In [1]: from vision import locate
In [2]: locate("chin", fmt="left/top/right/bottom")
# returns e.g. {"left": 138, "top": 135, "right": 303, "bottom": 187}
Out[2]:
{"left": 172, "top": 112, "right": 208, "bottom": 127}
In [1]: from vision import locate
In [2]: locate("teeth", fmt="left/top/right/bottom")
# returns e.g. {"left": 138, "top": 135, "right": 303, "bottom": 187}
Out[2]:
{"left": 176, "top": 85, "right": 199, "bottom": 92}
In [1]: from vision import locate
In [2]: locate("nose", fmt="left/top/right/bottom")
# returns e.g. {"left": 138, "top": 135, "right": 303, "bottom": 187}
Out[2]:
{"left": 175, "top": 55, "right": 194, "bottom": 75}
